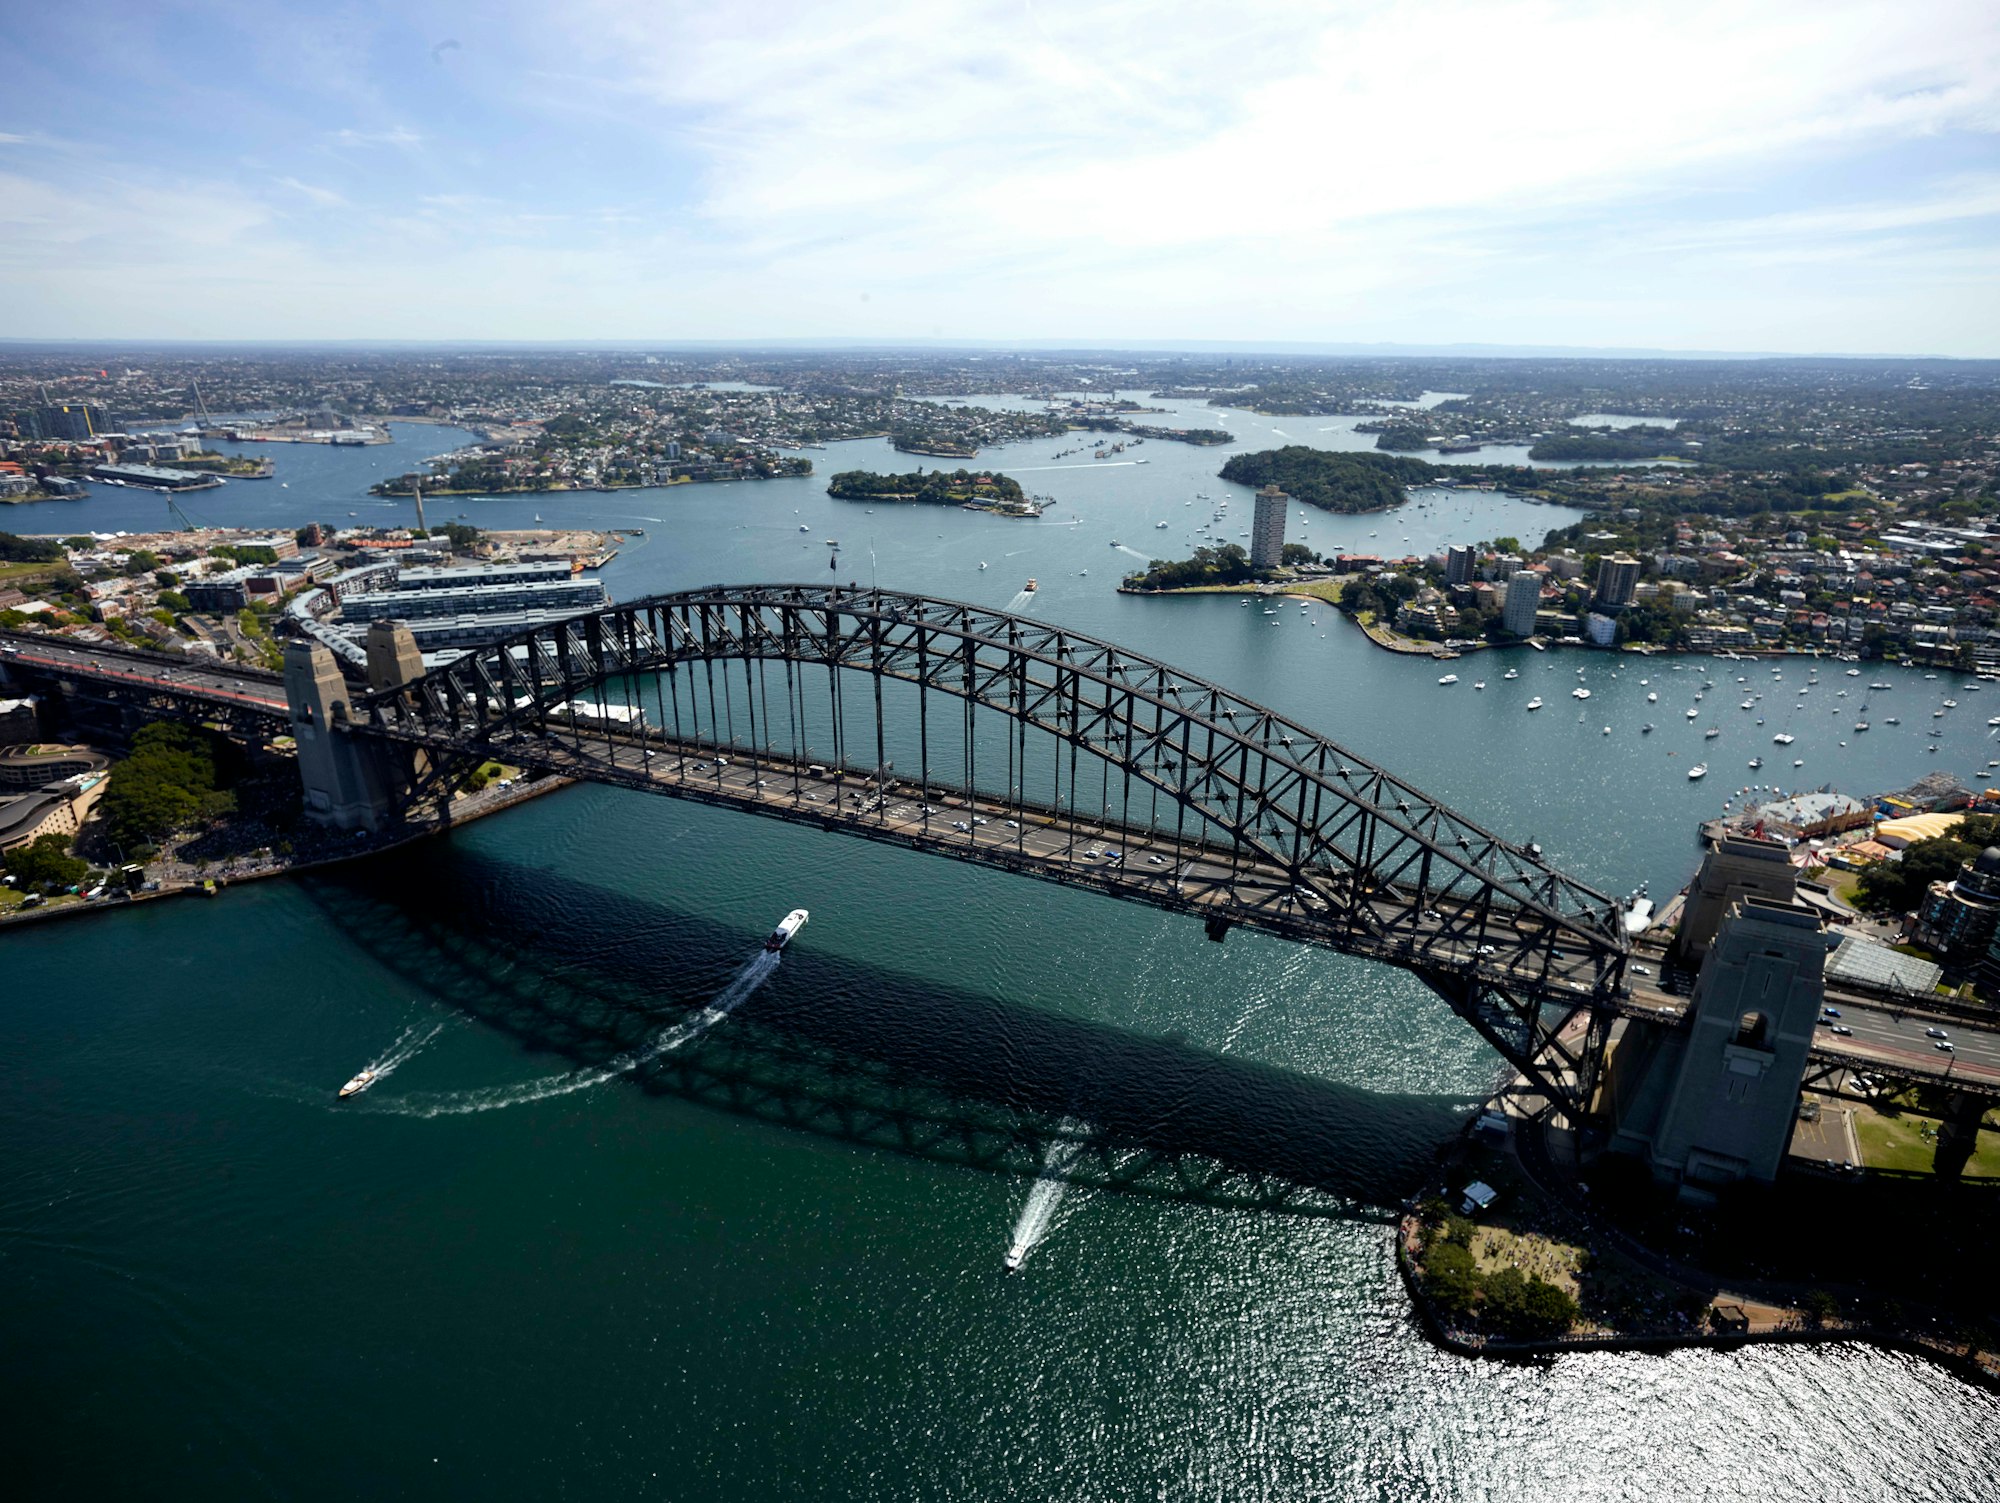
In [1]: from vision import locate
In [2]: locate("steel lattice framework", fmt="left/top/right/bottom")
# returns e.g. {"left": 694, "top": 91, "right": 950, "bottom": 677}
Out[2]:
{"left": 348, "top": 583, "right": 1633, "bottom": 1118}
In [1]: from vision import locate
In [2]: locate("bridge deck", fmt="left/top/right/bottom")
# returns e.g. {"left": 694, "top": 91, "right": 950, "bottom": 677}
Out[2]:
{"left": 383, "top": 721, "right": 1627, "bottom": 1004}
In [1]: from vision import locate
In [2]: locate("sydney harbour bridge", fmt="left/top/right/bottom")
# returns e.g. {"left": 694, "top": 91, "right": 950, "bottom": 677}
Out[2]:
{"left": 8, "top": 584, "right": 1996, "bottom": 1200}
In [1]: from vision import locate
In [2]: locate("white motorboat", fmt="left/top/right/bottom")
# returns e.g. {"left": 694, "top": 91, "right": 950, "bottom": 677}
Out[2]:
{"left": 764, "top": 908, "right": 810, "bottom": 952}
{"left": 1526, "top": 697, "right": 1543, "bottom": 711}
{"left": 338, "top": 1068, "right": 378, "bottom": 1100}
{"left": 1688, "top": 764, "right": 1708, "bottom": 780}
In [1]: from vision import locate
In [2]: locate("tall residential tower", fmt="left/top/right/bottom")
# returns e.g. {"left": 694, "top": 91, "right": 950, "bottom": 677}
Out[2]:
{"left": 1250, "top": 486, "right": 1288, "bottom": 570}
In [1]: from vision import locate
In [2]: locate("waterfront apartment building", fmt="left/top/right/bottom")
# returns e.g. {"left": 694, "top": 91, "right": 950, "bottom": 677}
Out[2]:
{"left": 1444, "top": 544, "right": 1475, "bottom": 585}
{"left": 1594, "top": 552, "right": 1643, "bottom": 610}
{"left": 340, "top": 576, "right": 606, "bottom": 625}
{"left": 1250, "top": 485, "right": 1288, "bottom": 570}
{"left": 1501, "top": 571, "right": 1542, "bottom": 637}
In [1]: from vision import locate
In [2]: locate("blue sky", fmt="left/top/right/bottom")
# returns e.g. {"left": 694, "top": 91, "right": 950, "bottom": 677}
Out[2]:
{"left": 4, "top": 0, "right": 1998, "bottom": 354}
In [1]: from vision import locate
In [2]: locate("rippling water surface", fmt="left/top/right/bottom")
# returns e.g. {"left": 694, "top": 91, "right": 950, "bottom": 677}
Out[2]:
{"left": 4, "top": 404, "right": 1998, "bottom": 1499}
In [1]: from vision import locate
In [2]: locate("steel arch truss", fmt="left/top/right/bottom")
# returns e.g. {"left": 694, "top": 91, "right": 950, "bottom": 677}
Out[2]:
{"left": 353, "top": 583, "right": 1631, "bottom": 1116}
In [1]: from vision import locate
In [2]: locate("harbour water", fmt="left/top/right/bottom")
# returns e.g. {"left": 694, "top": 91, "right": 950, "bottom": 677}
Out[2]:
{"left": 5, "top": 414, "right": 1999, "bottom": 1499}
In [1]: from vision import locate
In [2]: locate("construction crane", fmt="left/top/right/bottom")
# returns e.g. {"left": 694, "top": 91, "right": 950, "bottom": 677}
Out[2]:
{"left": 166, "top": 495, "right": 205, "bottom": 532}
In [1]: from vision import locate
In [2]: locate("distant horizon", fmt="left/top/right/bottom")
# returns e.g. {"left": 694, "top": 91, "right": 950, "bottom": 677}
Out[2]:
{"left": 0, "top": 336, "right": 1989, "bottom": 364}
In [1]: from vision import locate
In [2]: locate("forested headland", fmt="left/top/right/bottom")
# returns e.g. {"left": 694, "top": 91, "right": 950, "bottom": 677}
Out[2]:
{"left": 1218, "top": 447, "right": 1439, "bottom": 513}
{"left": 827, "top": 468, "right": 1037, "bottom": 514}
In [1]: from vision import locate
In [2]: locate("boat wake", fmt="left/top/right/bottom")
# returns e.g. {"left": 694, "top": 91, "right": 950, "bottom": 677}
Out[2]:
{"left": 1114, "top": 545, "right": 1151, "bottom": 563}
{"left": 366, "top": 950, "right": 782, "bottom": 1119}
{"left": 1003, "top": 1115, "right": 1090, "bottom": 1272}
{"left": 1004, "top": 590, "right": 1039, "bottom": 614}
{"left": 361, "top": 1021, "right": 445, "bottom": 1084}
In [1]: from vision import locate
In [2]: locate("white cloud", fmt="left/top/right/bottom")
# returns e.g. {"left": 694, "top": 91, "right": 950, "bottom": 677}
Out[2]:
{"left": 328, "top": 126, "right": 422, "bottom": 148}
{"left": 277, "top": 176, "right": 350, "bottom": 207}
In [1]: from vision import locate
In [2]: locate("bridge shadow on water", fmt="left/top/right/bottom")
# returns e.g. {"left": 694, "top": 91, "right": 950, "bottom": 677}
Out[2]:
{"left": 301, "top": 844, "right": 1473, "bottom": 1223}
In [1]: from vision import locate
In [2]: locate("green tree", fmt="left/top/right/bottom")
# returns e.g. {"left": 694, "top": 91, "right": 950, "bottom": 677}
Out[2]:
{"left": 1420, "top": 1240, "right": 1481, "bottom": 1322}
{"left": 98, "top": 723, "right": 235, "bottom": 846}
{"left": 1855, "top": 836, "right": 1976, "bottom": 913}
{"left": 4, "top": 834, "right": 90, "bottom": 891}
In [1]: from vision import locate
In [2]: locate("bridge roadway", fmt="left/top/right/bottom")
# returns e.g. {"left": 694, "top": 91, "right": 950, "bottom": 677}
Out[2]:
{"left": 1619, "top": 946, "right": 2000, "bottom": 1092}
{"left": 0, "top": 632, "right": 286, "bottom": 714}
{"left": 404, "top": 721, "right": 1626, "bottom": 999}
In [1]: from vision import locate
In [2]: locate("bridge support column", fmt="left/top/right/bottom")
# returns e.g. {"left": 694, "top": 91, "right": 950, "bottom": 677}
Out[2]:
{"left": 1933, "top": 1089, "right": 1992, "bottom": 1181}
{"left": 284, "top": 640, "right": 413, "bottom": 832}
{"left": 1611, "top": 895, "right": 1823, "bottom": 1193}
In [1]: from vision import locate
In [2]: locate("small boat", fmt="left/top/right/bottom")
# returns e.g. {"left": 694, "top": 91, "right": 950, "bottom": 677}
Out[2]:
{"left": 764, "top": 908, "right": 810, "bottom": 952}
{"left": 1572, "top": 687, "right": 1591, "bottom": 700}
{"left": 1602, "top": 726, "right": 1612, "bottom": 735}
{"left": 1854, "top": 722, "right": 1869, "bottom": 732}
{"left": 338, "top": 1068, "right": 378, "bottom": 1100}
{"left": 1473, "top": 681, "right": 1486, "bottom": 690}
{"left": 1641, "top": 723, "right": 1655, "bottom": 733}
{"left": 1439, "top": 674, "right": 1459, "bottom": 686}
{"left": 800, "top": 524, "right": 811, "bottom": 532}
{"left": 1685, "top": 707, "right": 1699, "bottom": 719}
{"left": 1526, "top": 697, "right": 1544, "bottom": 711}
{"left": 1773, "top": 732, "right": 1795, "bottom": 744}
{"left": 1109, "top": 540, "right": 1122, "bottom": 547}
{"left": 1647, "top": 692, "right": 1658, "bottom": 703}
{"left": 1793, "top": 758, "right": 1804, "bottom": 767}
{"left": 1503, "top": 668, "right": 1519, "bottom": 681}
{"left": 1024, "top": 578, "right": 1037, "bottom": 591}
{"left": 979, "top": 561, "right": 988, "bottom": 570}
{"left": 1704, "top": 727, "right": 1720, "bottom": 738}
{"left": 1688, "top": 764, "right": 1708, "bottom": 780}
{"left": 1748, "top": 757, "right": 1763, "bottom": 769}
